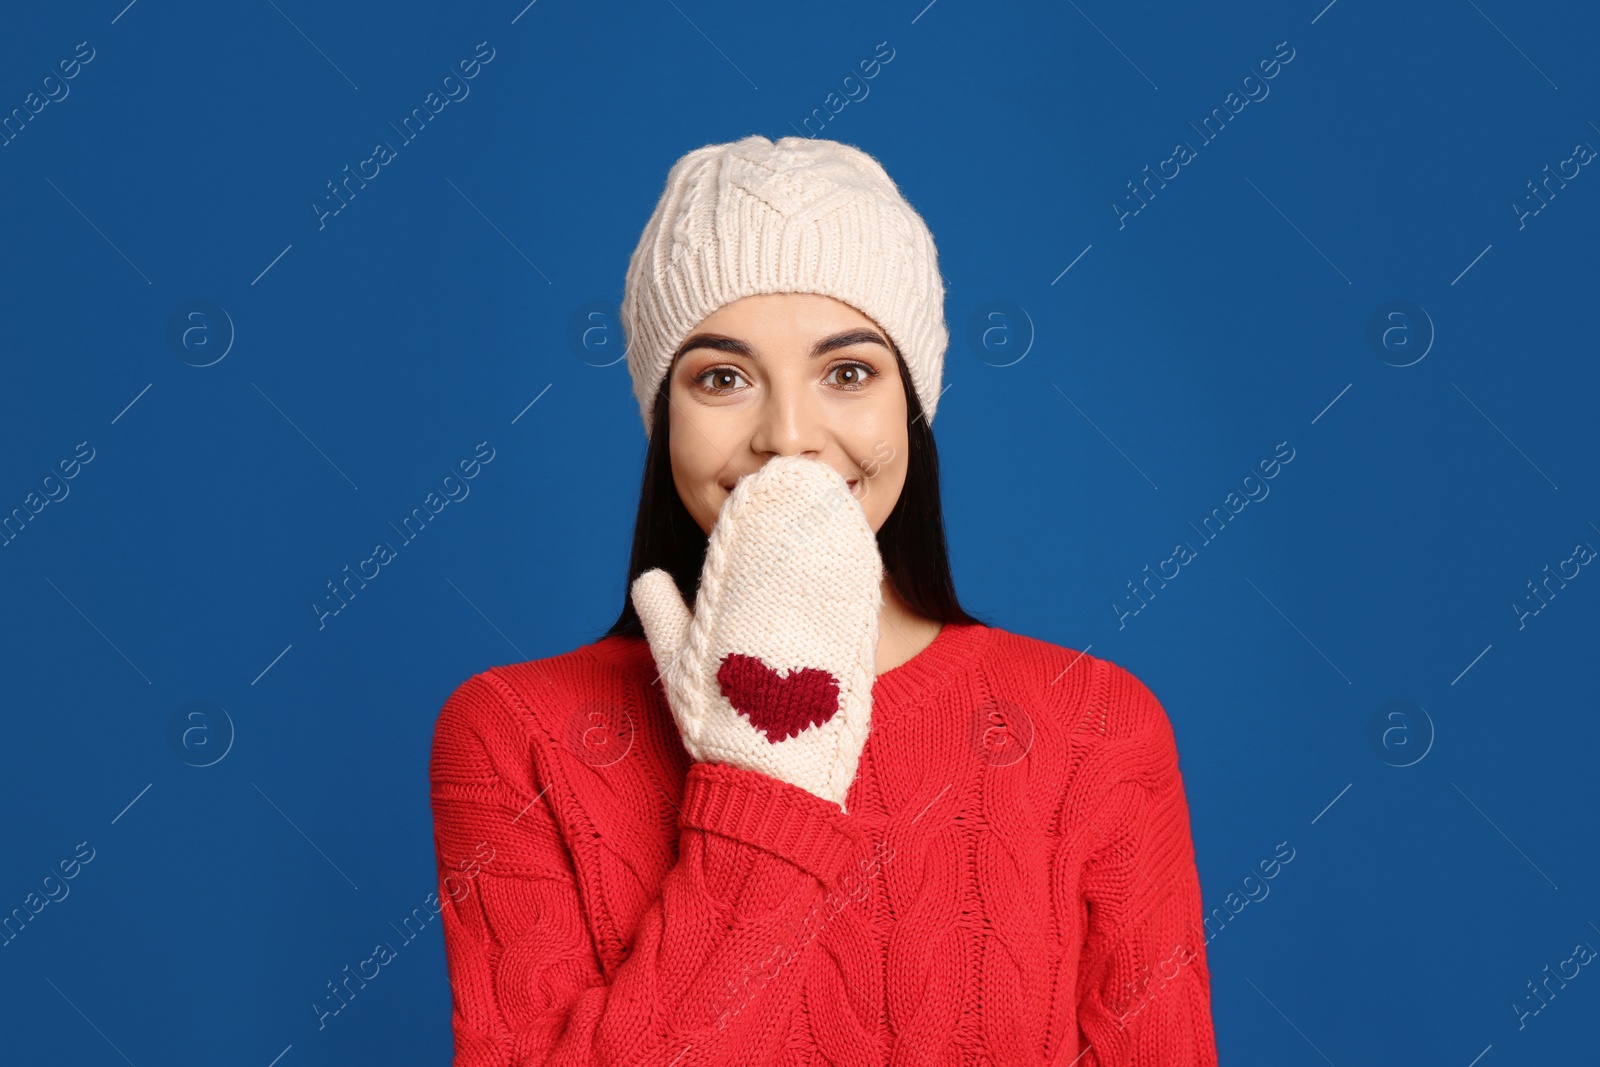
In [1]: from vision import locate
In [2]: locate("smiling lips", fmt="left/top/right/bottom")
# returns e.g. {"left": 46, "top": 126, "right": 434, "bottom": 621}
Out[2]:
{"left": 720, "top": 477, "right": 860, "bottom": 491}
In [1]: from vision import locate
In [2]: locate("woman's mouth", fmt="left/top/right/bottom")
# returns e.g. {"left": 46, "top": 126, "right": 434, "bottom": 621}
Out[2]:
{"left": 717, "top": 473, "right": 860, "bottom": 492}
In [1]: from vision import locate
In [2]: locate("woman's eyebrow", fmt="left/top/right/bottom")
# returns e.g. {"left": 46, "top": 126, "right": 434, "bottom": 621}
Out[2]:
{"left": 811, "top": 329, "right": 891, "bottom": 357}
{"left": 673, "top": 328, "right": 890, "bottom": 362}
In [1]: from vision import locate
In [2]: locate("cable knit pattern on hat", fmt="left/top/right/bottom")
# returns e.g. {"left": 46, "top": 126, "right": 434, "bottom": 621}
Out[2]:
{"left": 621, "top": 135, "right": 950, "bottom": 437}
{"left": 429, "top": 625, "right": 1219, "bottom": 1065}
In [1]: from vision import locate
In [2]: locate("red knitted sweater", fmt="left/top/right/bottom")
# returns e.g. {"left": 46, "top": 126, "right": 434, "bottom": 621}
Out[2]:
{"left": 429, "top": 621, "right": 1218, "bottom": 1066}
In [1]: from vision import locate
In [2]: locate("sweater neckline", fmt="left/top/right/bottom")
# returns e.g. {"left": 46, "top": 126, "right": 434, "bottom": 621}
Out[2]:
{"left": 871, "top": 620, "right": 991, "bottom": 711}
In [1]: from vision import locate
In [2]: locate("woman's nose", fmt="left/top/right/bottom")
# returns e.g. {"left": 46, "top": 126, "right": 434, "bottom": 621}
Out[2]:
{"left": 747, "top": 391, "right": 828, "bottom": 458}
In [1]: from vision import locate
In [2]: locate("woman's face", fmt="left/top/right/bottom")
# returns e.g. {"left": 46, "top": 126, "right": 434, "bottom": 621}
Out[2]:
{"left": 666, "top": 292, "right": 910, "bottom": 537}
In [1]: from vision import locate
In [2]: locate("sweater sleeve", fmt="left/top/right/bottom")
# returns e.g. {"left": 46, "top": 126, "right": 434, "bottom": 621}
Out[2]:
{"left": 1073, "top": 664, "right": 1219, "bottom": 1066}
{"left": 429, "top": 670, "right": 866, "bottom": 1067}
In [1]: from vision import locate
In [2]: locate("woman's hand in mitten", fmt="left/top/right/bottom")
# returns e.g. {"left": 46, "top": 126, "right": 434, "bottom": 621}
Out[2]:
{"left": 630, "top": 454, "right": 884, "bottom": 812}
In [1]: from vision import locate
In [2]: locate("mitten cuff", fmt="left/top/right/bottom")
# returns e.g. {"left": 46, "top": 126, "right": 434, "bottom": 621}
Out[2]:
{"left": 680, "top": 761, "right": 864, "bottom": 885}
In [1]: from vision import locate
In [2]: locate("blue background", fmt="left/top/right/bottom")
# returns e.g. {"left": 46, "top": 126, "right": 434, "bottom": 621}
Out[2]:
{"left": 3, "top": 0, "right": 1597, "bottom": 1062}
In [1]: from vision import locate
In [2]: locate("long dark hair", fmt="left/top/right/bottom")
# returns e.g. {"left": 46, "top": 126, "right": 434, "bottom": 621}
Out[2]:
{"left": 598, "top": 342, "right": 990, "bottom": 641}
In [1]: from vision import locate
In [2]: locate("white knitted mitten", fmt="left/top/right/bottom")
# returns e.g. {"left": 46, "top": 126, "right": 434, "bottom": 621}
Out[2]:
{"left": 631, "top": 454, "right": 884, "bottom": 811}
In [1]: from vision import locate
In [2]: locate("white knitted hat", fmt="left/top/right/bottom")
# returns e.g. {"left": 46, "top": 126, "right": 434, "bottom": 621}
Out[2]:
{"left": 620, "top": 134, "right": 949, "bottom": 438}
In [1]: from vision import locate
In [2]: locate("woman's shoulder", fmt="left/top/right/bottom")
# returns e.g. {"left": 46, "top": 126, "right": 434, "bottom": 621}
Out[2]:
{"left": 432, "top": 633, "right": 657, "bottom": 751}
{"left": 981, "top": 625, "right": 1176, "bottom": 746}
{"left": 487, "top": 632, "right": 654, "bottom": 700}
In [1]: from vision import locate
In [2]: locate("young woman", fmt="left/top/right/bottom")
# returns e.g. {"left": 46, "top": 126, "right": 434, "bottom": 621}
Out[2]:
{"left": 430, "top": 134, "right": 1218, "bottom": 1065}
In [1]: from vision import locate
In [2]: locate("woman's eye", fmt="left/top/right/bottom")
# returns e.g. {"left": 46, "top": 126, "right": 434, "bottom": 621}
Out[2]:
{"left": 694, "top": 361, "right": 878, "bottom": 394}
{"left": 826, "top": 362, "right": 877, "bottom": 389}
{"left": 695, "top": 368, "right": 749, "bottom": 393}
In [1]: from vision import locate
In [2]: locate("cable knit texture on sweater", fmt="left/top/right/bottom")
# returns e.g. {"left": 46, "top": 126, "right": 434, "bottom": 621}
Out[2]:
{"left": 429, "top": 622, "right": 1219, "bottom": 1066}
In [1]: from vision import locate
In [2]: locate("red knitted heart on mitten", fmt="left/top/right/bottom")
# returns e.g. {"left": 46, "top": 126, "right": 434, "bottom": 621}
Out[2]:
{"left": 716, "top": 652, "right": 841, "bottom": 743}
